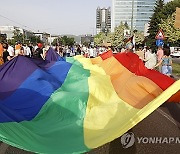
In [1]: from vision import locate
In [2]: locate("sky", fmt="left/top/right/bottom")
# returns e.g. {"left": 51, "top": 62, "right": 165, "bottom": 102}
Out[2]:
{"left": 0, "top": 0, "right": 170, "bottom": 36}
{"left": 0, "top": 0, "right": 111, "bottom": 35}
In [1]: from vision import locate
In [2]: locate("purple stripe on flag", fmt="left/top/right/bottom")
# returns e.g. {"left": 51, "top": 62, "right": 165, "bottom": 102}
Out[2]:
{"left": 46, "top": 47, "right": 65, "bottom": 62}
{"left": 0, "top": 56, "right": 55, "bottom": 100}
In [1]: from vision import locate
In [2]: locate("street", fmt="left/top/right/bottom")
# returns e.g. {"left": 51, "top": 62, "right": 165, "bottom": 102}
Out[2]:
{"left": 88, "top": 103, "right": 180, "bottom": 154}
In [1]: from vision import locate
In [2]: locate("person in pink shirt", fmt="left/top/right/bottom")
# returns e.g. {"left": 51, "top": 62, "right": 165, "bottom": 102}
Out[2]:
{"left": 156, "top": 46, "right": 164, "bottom": 72}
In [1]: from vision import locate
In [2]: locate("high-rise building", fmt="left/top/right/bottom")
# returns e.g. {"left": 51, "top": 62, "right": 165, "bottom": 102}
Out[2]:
{"left": 96, "top": 7, "right": 111, "bottom": 34}
{"left": 112, "top": 0, "right": 156, "bottom": 32}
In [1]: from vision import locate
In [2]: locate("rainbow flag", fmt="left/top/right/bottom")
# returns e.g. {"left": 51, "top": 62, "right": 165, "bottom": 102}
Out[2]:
{"left": 0, "top": 49, "right": 179, "bottom": 153}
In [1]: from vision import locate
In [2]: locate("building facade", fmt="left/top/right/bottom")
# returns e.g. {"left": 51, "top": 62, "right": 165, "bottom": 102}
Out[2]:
{"left": 96, "top": 7, "right": 111, "bottom": 34}
{"left": 0, "top": 26, "right": 33, "bottom": 41}
{"left": 48, "top": 35, "right": 59, "bottom": 45}
{"left": 34, "top": 32, "right": 50, "bottom": 45}
{"left": 112, "top": 0, "right": 156, "bottom": 32}
{"left": 0, "top": 26, "right": 19, "bottom": 40}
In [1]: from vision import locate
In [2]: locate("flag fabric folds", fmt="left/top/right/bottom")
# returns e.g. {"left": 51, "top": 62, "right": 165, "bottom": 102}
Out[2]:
{"left": 0, "top": 49, "right": 179, "bottom": 153}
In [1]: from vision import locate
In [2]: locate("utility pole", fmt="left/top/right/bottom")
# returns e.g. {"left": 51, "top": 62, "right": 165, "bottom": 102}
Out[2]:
{"left": 131, "top": 0, "right": 135, "bottom": 36}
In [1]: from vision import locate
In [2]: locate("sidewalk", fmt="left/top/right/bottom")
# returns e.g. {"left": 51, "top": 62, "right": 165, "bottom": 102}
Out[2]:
{"left": 172, "top": 74, "right": 180, "bottom": 80}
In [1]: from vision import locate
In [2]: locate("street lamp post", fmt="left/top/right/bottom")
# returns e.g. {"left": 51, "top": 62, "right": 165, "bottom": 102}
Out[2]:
{"left": 131, "top": 0, "right": 135, "bottom": 36}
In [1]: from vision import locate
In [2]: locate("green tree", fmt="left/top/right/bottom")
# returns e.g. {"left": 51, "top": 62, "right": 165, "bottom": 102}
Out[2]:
{"left": 60, "top": 36, "right": 75, "bottom": 46}
{"left": 94, "top": 23, "right": 144, "bottom": 48}
{"left": 147, "top": 0, "right": 180, "bottom": 49}
{"left": 111, "top": 22, "right": 127, "bottom": 47}
{"left": 94, "top": 23, "right": 132, "bottom": 47}
{"left": 159, "top": 13, "right": 180, "bottom": 46}
{"left": 160, "top": 0, "right": 180, "bottom": 46}
{"left": 52, "top": 37, "right": 62, "bottom": 46}
{"left": 94, "top": 32, "right": 106, "bottom": 46}
{"left": 106, "top": 32, "right": 114, "bottom": 45}
{"left": 147, "top": 0, "right": 165, "bottom": 50}
{"left": 13, "top": 29, "right": 25, "bottom": 44}
{"left": 29, "top": 35, "right": 42, "bottom": 44}
{"left": 134, "top": 31, "right": 145, "bottom": 45}
{"left": 7, "top": 39, "right": 16, "bottom": 46}
{"left": 161, "top": 0, "right": 180, "bottom": 19}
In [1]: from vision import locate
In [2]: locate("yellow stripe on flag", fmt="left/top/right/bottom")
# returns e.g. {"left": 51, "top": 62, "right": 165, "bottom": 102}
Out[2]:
{"left": 75, "top": 56, "right": 180, "bottom": 149}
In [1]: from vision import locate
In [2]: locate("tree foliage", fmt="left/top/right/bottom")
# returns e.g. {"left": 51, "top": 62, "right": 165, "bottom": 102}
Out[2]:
{"left": 52, "top": 36, "right": 75, "bottom": 46}
{"left": 29, "top": 35, "right": 42, "bottom": 45}
{"left": 52, "top": 37, "right": 62, "bottom": 46}
{"left": 134, "top": 31, "right": 145, "bottom": 45}
{"left": 159, "top": 13, "right": 180, "bottom": 46}
{"left": 94, "top": 22, "right": 145, "bottom": 47}
{"left": 110, "top": 22, "right": 126, "bottom": 47}
{"left": 161, "top": 0, "right": 180, "bottom": 18}
{"left": 94, "top": 32, "right": 106, "bottom": 46}
{"left": 10, "top": 31, "right": 42, "bottom": 45}
{"left": 94, "top": 23, "right": 128, "bottom": 47}
{"left": 147, "top": 0, "right": 180, "bottom": 48}
{"left": 61, "top": 36, "right": 75, "bottom": 46}
{"left": 13, "top": 29, "right": 25, "bottom": 44}
{"left": 147, "top": 0, "right": 165, "bottom": 49}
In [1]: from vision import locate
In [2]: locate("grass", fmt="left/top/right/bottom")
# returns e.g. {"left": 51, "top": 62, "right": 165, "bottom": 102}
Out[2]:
{"left": 172, "top": 63, "right": 180, "bottom": 78}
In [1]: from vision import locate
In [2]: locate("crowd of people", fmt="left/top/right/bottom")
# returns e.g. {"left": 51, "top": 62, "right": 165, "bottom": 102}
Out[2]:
{"left": 0, "top": 42, "right": 44, "bottom": 64}
{"left": 0, "top": 42, "right": 111, "bottom": 62}
{"left": 0, "top": 41, "right": 173, "bottom": 77}
{"left": 135, "top": 45, "right": 173, "bottom": 77}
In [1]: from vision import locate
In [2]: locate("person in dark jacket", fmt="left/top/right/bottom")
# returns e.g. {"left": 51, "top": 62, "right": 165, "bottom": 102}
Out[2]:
{"left": 2, "top": 43, "right": 11, "bottom": 63}
{"left": 33, "top": 43, "right": 44, "bottom": 59}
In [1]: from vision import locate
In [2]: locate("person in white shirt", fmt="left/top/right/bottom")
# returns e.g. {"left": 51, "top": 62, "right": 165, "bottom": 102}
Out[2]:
{"left": 24, "top": 44, "right": 32, "bottom": 57}
{"left": 89, "top": 47, "right": 94, "bottom": 58}
{"left": 66, "top": 46, "right": 71, "bottom": 57}
{"left": 34, "top": 45, "right": 38, "bottom": 51}
{"left": 93, "top": 47, "right": 97, "bottom": 57}
{"left": 7, "top": 45, "right": 14, "bottom": 57}
{"left": 98, "top": 47, "right": 105, "bottom": 55}
{"left": 144, "top": 49, "right": 157, "bottom": 69}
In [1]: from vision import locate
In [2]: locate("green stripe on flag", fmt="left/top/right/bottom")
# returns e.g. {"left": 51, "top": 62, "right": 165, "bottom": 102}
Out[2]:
{"left": 66, "top": 57, "right": 83, "bottom": 67}
{"left": 0, "top": 62, "right": 91, "bottom": 154}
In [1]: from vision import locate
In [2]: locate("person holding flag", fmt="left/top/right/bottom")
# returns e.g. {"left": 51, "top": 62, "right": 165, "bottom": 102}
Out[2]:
{"left": 124, "top": 36, "right": 135, "bottom": 52}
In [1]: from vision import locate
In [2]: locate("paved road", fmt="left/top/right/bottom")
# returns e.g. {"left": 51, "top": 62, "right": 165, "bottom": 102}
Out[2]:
{"left": 0, "top": 103, "right": 179, "bottom": 154}
{"left": 88, "top": 103, "right": 180, "bottom": 154}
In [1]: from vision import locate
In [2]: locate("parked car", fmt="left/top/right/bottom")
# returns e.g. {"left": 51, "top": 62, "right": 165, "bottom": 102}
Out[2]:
{"left": 170, "top": 47, "right": 180, "bottom": 58}
{"left": 171, "top": 52, "right": 180, "bottom": 58}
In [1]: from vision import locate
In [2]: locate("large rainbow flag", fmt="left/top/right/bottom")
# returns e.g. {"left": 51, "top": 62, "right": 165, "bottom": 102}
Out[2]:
{"left": 0, "top": 48, "right": 179, "bottom": 153}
